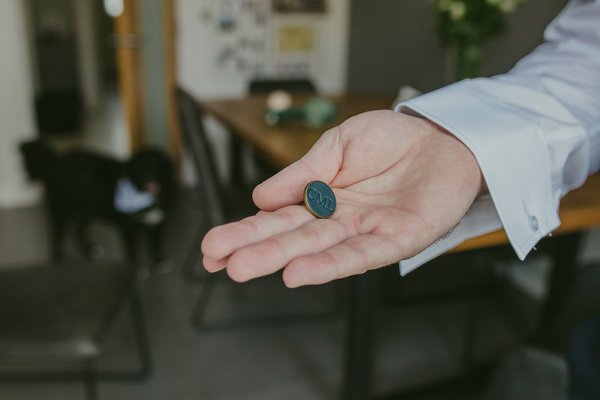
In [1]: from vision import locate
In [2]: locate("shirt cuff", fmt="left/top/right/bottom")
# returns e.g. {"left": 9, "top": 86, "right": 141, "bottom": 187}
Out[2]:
{"left": 395, "top": 79, "right": 561, "bottom": 272}
{"left": 400, "top": 195, "right": 502, "bottom": 274}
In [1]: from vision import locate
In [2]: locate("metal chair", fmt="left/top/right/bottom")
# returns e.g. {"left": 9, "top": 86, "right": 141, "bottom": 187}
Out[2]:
{"left": 0, "top": 261, "right": 151, "bottom": 399}
{"left": 176, "top": 88, "right": 257, "bottom": 283}
{"left": 176, "top": 87, "right": 340, "bottom": 332}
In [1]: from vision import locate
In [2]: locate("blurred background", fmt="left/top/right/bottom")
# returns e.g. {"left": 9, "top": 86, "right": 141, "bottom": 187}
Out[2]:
{"left": 2, "top": 0, "right": 600, "bottom": 399}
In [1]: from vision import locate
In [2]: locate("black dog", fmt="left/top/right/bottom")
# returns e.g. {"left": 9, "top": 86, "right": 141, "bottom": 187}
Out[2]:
{"left": 20, "top": 140, "right": 174, "bottom": 271}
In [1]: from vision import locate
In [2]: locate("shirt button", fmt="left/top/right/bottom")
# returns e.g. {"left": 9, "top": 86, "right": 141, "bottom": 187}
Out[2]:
{"left": 529, "top": 216, "right": 539, "bottom": 231}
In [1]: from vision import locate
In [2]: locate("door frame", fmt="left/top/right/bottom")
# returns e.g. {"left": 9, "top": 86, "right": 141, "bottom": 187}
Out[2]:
{"left": 115, "top": 0, "right": 180, "bottom": 163}
{"left": 115, "top": 0, "right": 145, "bottom": 152}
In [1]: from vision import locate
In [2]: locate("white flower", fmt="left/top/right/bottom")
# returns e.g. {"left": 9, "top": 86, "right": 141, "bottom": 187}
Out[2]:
{"left": 486, "top": 0, "right": 521, "bottom": 13}
{"left": 498, "top": 0, "right": 518, "bottom": 13}
{"left": 449, "top": 1, "right": 466, "bottom": 20}
{"left": 437, "top": 0, "right": 453, "bottom": 12}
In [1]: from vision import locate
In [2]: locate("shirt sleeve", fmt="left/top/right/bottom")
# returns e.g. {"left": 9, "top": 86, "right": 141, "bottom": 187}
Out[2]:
{"left": 397, "top": 0, "right": 600, "bottom": 274}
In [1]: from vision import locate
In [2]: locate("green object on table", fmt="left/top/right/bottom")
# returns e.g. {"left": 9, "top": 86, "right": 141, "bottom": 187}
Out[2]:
{"left": 304, "top": 97, "right": 338, "bottom": 127}
{"left": 265, "top": 97, "right": 338, "bottom": 128}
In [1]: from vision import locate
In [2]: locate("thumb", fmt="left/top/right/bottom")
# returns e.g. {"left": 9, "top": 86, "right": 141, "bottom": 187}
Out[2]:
{"left": 253, "top": 128, "right": 343, "bottom": 211}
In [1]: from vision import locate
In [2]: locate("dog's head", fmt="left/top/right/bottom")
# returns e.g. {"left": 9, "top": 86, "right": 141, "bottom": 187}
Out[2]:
{"left": 127, "top": 148, "right": 174, "bottom": 200}
{"left": 19, "top": 140, "right": 56, "bottom": 181}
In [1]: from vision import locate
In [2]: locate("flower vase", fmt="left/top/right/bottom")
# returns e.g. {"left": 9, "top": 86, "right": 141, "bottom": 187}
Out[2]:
{"left": 455, "top": 40, "right": 483, "bottom": 80}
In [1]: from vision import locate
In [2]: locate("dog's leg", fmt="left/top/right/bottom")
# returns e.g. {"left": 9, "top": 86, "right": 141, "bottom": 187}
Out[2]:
{"left": 121, "top": 223, "right": 155, "bottom": 279}
{"left": 149, "top": 224, "right": 172, "bottom": 274}
{"left": 50, "top": 225, "right": 64, "bottom": 261}
{"left": 77, "top": 219, "right": 104, "bottom": 260}
{"left": 49, "top": 210, "right": 66, "bottom": 262}
{"left": 119, "top": 222, "right": 138, "bottom": 266}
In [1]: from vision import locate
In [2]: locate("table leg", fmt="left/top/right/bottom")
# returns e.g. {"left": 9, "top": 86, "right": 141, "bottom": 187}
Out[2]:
{"left": 536, "top": 232, "right": 583, "bottom": 345}
{"left": 341, "top": 272, "right": 378, "bottom": 400}
{"left": 229, "top": 134, "right": 244, "bottom": 186}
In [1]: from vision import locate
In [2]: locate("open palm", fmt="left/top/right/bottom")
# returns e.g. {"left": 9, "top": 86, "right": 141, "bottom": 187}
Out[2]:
{"left": 201, "top": 110, "right": 482, "bottom": 287}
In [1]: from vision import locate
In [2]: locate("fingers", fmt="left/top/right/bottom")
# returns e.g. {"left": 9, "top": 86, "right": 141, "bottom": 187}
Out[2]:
{"left": 226, "top": 218, "right": 353, "bottom": 282}
{"left": 204, "top": 211, "right": 406, "bottom": 286}
{"left": 201, "top": 205, "right": 313, "bottom": 261}
{"left": 203, "top": 255, "right": 228, "bottom": 273}
{"left": 253, "top": 128, "right": 343, "bottom": 211}
{"left": 282, "top": 234, "right": 399, "bottom": 288}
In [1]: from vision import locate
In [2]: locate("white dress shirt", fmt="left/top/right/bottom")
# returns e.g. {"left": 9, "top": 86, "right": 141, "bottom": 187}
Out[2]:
{"left": 397, "top": 0, "right": 600, "bottom": 274}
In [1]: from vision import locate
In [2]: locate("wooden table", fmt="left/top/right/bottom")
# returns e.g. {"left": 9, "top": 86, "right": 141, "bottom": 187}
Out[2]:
{"left": 200, "top": 93, "right": 600, "bottom": 399}
{"left": 454, "top": 172, "right": 600, "bottom": 252}
{"left": 201, "top": 93, "right": 394, "bottom": 184}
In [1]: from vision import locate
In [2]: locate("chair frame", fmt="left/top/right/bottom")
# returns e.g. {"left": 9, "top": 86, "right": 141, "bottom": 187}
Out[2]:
{"left": 176, "top": 87, "right": 341, "bottom": 332}
{"left": 247, "top": 78, "right": 317, "bottom": 95}
{"left": 0, "top": 289, "right": 152, "bottom": 400}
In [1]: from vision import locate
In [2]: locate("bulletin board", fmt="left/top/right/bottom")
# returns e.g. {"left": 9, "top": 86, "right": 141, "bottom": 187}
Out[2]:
{"left": 207, "top": 0, "right": 322, "bottom": 81}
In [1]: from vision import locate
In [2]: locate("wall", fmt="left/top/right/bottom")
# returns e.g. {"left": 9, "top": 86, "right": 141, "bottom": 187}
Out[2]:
{"left": 347, "top": 0, "right": 569, "bottom": 95}
{"left": 0, "top": 0, "right": 39, "bottom": 208}
{"left": 176, "top": 0, "right": 350, "bottom": 183}
{"left": 141, "top": 0, "right": 170, "bottom": 149}
{"left": 74, "top": 0, "right": 102, "bottom": 113}
{"left": 29, "top": 0, "right": 79, "bottom": 93}
{"left": 177, "top": 0, "right": 350, "bottom": 98}
{"left": 96, "top": 1, "right": 119, "bottom": 83}
{"left": 26, "top": 0, "right": 104, "bottom": 114}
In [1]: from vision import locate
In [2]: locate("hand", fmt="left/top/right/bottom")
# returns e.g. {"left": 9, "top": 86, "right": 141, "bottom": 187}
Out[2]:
{"left": 201, "top": 110, "right": 483, "bottom": 287}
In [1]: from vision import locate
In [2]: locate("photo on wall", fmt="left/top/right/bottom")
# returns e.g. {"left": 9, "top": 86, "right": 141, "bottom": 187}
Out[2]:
{"left": 272, "top": 0, "right": 326, "bottom": 13}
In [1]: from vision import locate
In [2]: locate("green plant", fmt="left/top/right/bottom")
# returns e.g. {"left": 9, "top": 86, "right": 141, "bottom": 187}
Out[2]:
{"left": 435, "top": 0, "right": 525, "bottom": 80}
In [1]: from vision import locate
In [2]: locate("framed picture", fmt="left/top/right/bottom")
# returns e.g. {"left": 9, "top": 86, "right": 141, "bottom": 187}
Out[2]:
{"left": 272, "top": 0, "right": 326, "bottom": 14}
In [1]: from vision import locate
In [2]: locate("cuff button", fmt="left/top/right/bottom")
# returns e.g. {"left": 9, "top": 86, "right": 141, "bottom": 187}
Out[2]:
{"left": 529, "top": 216, "right": 539, "bottom": 231}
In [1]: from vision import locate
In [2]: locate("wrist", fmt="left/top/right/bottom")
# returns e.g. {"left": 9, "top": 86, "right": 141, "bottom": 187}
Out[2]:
{"left": 408, "top": 113, "right": 486, "bottom": 199}
{"left": 438, "top": 122, "right": 486, "bottom": 199}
